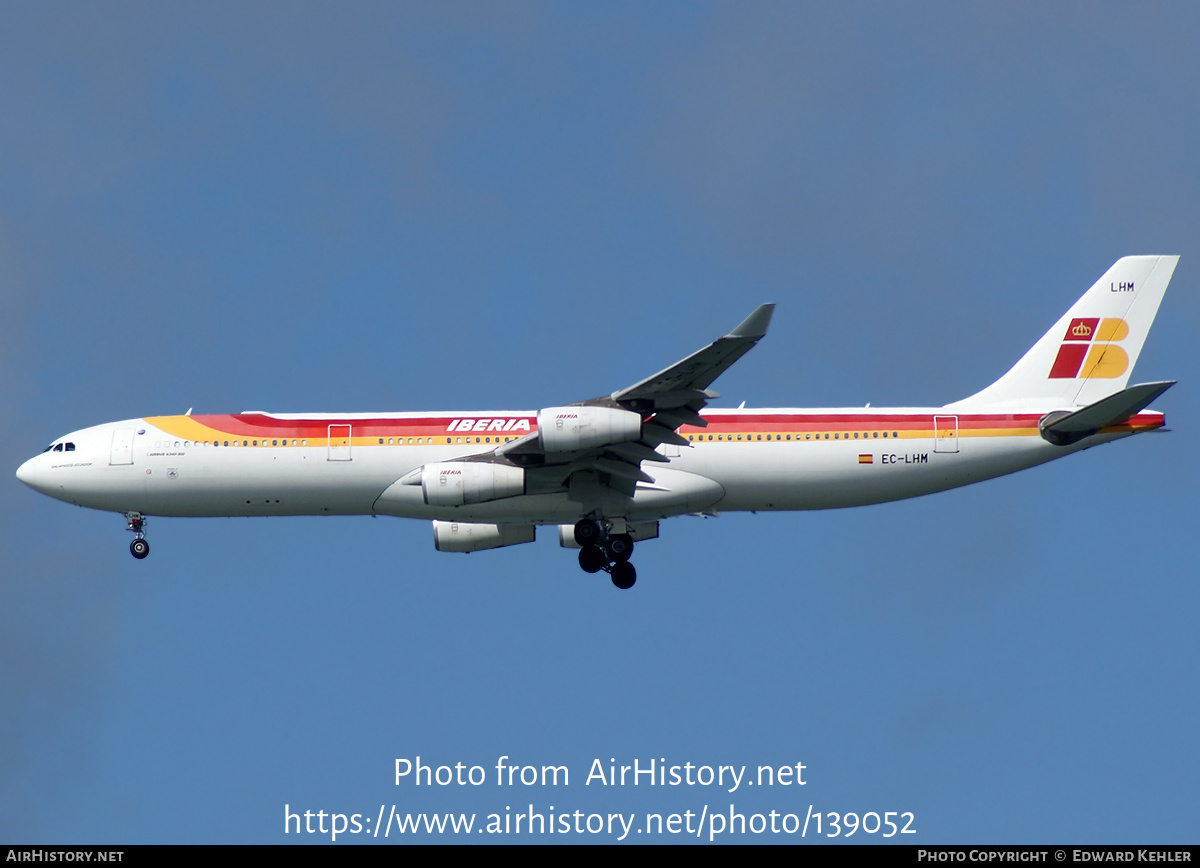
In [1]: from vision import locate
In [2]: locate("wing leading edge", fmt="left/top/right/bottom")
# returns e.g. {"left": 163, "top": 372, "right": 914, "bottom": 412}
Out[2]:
{"left": 491, "top": 304, "right": 776, "bottom": 493}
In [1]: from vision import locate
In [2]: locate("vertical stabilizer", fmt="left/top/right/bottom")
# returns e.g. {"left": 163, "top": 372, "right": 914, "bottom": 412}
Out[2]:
{"left": 951, "top": 256, "right": 1178, "bottom": 409}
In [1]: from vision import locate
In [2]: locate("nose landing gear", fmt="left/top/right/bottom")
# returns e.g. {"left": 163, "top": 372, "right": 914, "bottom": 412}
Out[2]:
{"left": 574, "top": 519, "right": 637, "bottom": 589}
{"left": 126, "top": 512, "right": 150, "bottom": 559}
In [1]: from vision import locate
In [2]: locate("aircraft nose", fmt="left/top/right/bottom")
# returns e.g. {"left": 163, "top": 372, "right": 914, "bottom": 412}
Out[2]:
{"left": 16, "top": 456, "right": 44, "bottom": 492}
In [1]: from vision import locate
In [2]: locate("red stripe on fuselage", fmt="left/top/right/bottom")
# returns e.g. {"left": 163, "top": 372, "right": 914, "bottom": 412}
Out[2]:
{"left": 188, "top": 415, "right": 533, "bottom": 439}
{"left": 173, "top": 409, "right": 1162, "bottom": 439}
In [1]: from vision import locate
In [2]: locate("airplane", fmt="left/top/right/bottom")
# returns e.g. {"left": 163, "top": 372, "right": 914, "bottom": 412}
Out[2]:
{"left": 16, "top": 256, "right": 1178, "bottom": 590}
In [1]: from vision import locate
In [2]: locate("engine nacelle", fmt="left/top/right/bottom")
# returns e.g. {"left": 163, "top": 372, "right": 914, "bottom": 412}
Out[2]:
{"left": 421, "top": 462, "right": 525, "bottom": 506}
{"left": 537, "top": 406, "right": 642, "bottom": 453}
{"left": 433, "top": 521, "right": 536, "bottom": 553}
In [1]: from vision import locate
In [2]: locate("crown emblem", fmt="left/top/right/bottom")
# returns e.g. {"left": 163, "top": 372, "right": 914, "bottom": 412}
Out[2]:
{"left": 1071, "top": 321, "right": 1093, "bottom": 337}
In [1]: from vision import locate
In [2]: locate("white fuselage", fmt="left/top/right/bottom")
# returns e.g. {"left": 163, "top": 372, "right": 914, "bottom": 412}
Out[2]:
{"left": 14, "top": 257, "right": 1178, "bottom": 577}
{"left": 15, "top": 406, "right": 1156, "bottom": 526}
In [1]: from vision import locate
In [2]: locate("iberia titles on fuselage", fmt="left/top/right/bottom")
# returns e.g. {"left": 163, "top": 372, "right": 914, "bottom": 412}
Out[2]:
{"left": 16, "top": 256, "right": 1178, "bottom": 590}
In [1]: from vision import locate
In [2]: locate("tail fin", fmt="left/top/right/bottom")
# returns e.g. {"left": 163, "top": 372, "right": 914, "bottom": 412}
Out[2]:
{"left": 951, "top": 256, "right": 1178, "bottom": 409}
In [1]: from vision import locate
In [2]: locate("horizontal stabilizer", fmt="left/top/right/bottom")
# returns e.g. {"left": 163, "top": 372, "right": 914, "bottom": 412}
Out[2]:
{"left": 1039, "top": 381, "right": 1174, "bottom": 445}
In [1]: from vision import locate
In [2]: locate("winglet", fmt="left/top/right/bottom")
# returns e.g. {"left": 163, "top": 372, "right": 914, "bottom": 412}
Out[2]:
{"left": 727, "top": 304, "right": 775, "bottom": 339}
{"left": 609, "top": 302, "right": 777, "bottom": 405}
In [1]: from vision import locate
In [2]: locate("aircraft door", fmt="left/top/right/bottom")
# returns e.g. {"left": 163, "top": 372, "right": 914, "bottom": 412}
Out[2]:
{"left": 109, "top": 428, "right": 135, "bottom": 465}
{"left": 934, "top": 415, "right": 959, "bottom": 453}
{"left": 328, "top": 424, "right": 352, "bottom": 461}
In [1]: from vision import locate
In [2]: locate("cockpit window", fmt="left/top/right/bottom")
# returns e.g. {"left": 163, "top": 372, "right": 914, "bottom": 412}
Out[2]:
{"left": 65, "top": 443, "right": 76, "bottom": 451}
{"left": 43, "top": 444, "right": 53, "bottom": 453}
{"left": 53, "top": 443, "right": 63, "bottom": 452}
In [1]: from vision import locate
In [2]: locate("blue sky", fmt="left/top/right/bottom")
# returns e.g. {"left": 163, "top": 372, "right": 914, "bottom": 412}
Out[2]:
{"left": 3, "top": 2, "right": 1198, "bottom": 843}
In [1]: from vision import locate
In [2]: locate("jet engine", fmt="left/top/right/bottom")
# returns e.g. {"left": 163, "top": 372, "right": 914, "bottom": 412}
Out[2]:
{"left": 433, "top": 521, "right": 536, "bottom": 552}
{"left": 420, "top": 462, "right": 525, "bottom": 506}
{"left": 537, "top": 406, "right": 642, "bottom": 452}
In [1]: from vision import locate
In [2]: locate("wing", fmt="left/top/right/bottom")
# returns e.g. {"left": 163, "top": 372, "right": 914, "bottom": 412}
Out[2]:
{"left": 485, "top": 304, "right": 776, "bottom": 496}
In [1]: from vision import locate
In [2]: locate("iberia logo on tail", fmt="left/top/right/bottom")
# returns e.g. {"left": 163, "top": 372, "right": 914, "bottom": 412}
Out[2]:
{"left": 1048, "top": 317, "right": 1129, "bottom": 379}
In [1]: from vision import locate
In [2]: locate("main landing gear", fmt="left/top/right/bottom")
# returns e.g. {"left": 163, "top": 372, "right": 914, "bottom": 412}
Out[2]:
{"left": 574, "top": 518, "right": 637, "bottom": 590}
{"left": 126, "top": 511, "right": 150, "bottom": 559}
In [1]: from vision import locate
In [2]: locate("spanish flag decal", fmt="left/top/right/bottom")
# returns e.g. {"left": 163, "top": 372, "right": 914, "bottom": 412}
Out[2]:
{"left": 858, "top": 454, "right": 873, "bottom": 464}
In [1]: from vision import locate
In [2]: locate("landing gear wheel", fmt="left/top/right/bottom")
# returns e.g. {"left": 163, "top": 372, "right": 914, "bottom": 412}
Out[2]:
{"left": 606, "top": 533, "right": 634, "bottom": 563}
{"left": 610, "top": 561, "right": 636, "bottom": 590}
{"left": 578, "top": 544, "right": 608, "bottom": 574}
{"left": 125, "top": 512, "right": 149, "bottom": 559}
{"left": 574, "top": 518, "right": 602, "bottom": 547}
